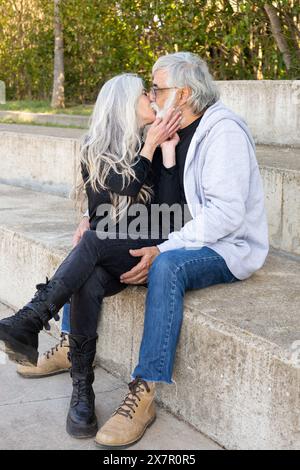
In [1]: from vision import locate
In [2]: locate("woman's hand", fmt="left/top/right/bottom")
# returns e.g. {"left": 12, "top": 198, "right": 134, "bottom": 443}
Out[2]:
{"left": 120, "top": 246, "right": 160, "bottom": 284}
{"left": 160, "top": 132, "right": 180, "bottom": 168}
{"left": 72, "top": 216, "right": 90, "bottom": 247}
{"left": 140, "top": 108, "right": 182, "bottom": 161}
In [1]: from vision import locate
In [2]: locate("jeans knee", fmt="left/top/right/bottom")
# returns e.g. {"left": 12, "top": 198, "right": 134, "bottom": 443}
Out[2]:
{"left": 77, "top": 271, "right": 105, "bottom": 300}
{"left": 149, "top": 251, "right": 177, "bottom": 279}
{"left": 79, "top": 229, "right": 103, "bottom": 257}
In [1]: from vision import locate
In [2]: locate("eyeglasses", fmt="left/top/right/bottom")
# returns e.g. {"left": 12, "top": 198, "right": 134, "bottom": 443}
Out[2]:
{"left": 149, "top": 86, "right": 178, "bottom": 99}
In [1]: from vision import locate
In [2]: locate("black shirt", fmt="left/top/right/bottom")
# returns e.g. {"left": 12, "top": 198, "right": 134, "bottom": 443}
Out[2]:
{"left": 150, "top": 114, "right": 203, "bottom": 204}
{"left": 176, "top": 115, "right": 203, "bottom": 204}
{"left": 150, "top": 115, "right": 203, "bottom": 230}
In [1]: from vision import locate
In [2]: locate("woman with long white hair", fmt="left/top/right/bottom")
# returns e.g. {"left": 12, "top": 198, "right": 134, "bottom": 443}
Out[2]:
{"left": 0, "top": 73, "right": 181, "bottom": 438}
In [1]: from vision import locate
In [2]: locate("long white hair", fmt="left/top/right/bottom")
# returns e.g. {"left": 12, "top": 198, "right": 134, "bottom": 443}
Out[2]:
{"left": 74, "top": 73, "right": 153, "bottom": 222}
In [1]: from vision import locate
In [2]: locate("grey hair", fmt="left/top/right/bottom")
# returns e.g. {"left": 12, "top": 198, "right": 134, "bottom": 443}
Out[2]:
{"left": 152, "top": 52, "right": 220, "bottom": 114}
{"left": 73, "top": 73, "right": 153, "bottom": 222}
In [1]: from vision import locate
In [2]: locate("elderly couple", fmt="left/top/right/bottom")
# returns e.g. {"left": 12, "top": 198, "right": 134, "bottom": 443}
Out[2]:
{"left": 0, "top": 52, "right": 268, "bottom": 448}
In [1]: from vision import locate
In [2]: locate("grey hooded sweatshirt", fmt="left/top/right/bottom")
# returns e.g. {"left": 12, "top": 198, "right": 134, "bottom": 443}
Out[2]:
{"left": 157, "top": 100, "right": 269, "bottom": 280}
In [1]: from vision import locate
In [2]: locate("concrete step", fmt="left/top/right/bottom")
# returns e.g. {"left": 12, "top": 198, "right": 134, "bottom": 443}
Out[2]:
{"left": 0, "top": 183, "right": 299, "bottom": 450}
{"left": 0, "top": 303, "right": 220, "bottom": 451}
{"left": 0, "top": 110, "right": 89, "bottom": 129}
{"left": 0, "top": 124, "right": 299, "bottom": 256}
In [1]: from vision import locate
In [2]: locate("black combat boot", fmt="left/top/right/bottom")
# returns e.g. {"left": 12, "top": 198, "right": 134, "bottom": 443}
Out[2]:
{"left": 0, "top": 278, "right": 71, "bottom": 366}
{"left": 66, "top": 334, "right": 98, "bottom": 438}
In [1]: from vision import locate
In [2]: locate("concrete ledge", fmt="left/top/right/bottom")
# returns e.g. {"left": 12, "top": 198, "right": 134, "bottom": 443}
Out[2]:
{"left": 0, "top": 126, "right": 83, "bottom": 197}
{"left": 217, "top": 80, "right": 300, "bottom": 146}
{"left": 0, "top": 110, "right": 89, "bottom": 128}
{"left": 1, "top": 80, "right": 299, "bottom": 146}
{"left": 257, "top": 146, "right": 300, "bottom": 256}
{"left": 0, "top": 184, "right": 300, "bottom": 449}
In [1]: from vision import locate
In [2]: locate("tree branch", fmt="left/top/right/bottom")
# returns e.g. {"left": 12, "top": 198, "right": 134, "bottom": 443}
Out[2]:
{"left": 264, "top": 3, "right": 292, "bottom": 70}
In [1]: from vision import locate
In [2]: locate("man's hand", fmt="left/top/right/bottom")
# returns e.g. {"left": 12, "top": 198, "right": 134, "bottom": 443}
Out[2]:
{"left": 72, "top": 216, "right": 90, "bottom": 247}
{"left": 120, "top": 246, "right": 160, "bottom": 284}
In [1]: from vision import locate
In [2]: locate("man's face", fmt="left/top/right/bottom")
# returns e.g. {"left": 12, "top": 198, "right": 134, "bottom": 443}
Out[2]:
{"left": 150, "top": 69, "right": 178, "bottom": 118}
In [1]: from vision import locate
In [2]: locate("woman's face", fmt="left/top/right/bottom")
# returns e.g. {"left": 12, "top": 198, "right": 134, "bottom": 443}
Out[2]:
{"left": 136, "top": 90, "right": 156, "bottom": 127}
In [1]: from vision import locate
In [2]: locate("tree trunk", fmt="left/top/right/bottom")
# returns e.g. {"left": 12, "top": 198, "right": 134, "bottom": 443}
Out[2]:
{"left": 264, "top": 3, "right": 292, "bottom": 71}
{"left": 51, "top": 0, "right": 65, "bottom": 108}
{"left": 283, "top": 12, "right": 300, "bottom": 62}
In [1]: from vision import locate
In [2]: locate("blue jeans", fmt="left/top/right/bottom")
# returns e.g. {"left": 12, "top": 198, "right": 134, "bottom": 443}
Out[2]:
{"left": 131, "top": 246, "right": 240, "bottom": 384}
{"left": 61, "top": 302, "right": 71, "bottom": 334}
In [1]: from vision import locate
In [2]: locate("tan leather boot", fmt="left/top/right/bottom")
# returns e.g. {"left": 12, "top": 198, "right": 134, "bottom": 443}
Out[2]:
{"left": 16, "top": 333, "right": 71, "bottom": 378}
{"left": 95, "top": 377, "right": 156, "bottom": 449}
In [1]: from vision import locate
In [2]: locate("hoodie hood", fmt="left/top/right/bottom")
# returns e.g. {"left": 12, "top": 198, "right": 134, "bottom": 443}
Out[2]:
{"left": 194, "top": 99, "right": 256, "bottom": 151}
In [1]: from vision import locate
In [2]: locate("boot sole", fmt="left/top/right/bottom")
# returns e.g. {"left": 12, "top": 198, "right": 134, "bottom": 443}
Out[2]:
{"left": 17, "top": 363, "right": 95, "bottom": 379}
{"left": 94, "top": 414, "right": 156, "bottom": 450}
{"left": 66, "top": 414, "right": 98, "bottom": 439}
{"left": 17, "top": 368, "right": 71, "bottom": 379}
{"left": 0, "top": 327, "right": 38, "bottom": 366}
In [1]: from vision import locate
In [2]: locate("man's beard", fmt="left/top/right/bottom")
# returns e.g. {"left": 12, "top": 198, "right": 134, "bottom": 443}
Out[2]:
{"left": 151, "top": 89, "right": 178, "bottom": 118}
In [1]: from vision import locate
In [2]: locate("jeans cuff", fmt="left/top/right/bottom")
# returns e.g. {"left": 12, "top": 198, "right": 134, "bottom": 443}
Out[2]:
{"left": 130, "top": 373, "right": 175, "bottom": 385}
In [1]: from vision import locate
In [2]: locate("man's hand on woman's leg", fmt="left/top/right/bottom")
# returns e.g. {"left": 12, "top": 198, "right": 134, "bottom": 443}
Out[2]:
{"left": 120, "top": 246, "right": 160, "bottom": 284}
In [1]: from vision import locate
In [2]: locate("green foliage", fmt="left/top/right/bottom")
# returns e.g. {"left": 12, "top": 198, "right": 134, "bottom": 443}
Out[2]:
{"left": 0, "top": 0, "right": 299, "bottom": 103}
{"left": 0, "top": 0, "right": 54, "bottom": 100}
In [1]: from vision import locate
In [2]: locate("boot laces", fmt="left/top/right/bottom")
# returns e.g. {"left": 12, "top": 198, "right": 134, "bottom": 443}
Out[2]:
{"left": 3, "top": 278, "right": 60, "bottom": 329}
{"left": 29, "top": 277, "right": 61, "bottom": 329}
{"left": 32, "top": 278, "right": 59, "bottom": 312}
{"left": 113, "top": 377, "right": 150, "bottom": 420}
{"left": 44, "top": 333, "right": 68, "bottom": 360}
{"left": 8, "top": 306, "right": 37, "bottom": 326}
{"left": 72, "top": 377, "right": 94, "bottom": 407}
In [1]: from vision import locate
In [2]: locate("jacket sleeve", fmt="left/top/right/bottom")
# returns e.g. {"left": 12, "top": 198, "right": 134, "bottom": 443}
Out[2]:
{"left": 157, "top": 127, "right": 251, "bottom": 252}
{"left": 106, "top": 155, "right": 152, "bottom": 197}
{"left": 81, "top": 156, "right": 152, "bottom": 197}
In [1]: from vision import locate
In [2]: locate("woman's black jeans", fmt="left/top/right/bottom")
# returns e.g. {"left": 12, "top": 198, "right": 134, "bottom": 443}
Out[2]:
{"left": 52, "top": 230, "right": 166, "bottom": 336}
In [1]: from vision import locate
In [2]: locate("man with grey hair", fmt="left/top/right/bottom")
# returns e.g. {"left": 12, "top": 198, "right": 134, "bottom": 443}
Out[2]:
{"left": 95, "top": 52, "right": 269, "bottom": 449}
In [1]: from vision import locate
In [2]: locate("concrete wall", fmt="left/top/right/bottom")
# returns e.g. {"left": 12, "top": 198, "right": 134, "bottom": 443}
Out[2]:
{"left": 216, "top": 80, "right": 300, "bottom": 146}
{"left": 261, "top": 166, "right": 300, "bottom": 256}
{"left": 0, "top": 132, "right": 78, "bottom": 196}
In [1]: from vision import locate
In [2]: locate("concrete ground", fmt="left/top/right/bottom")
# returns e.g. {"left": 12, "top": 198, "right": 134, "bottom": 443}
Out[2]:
{"left": 0, "top": 302, "right": 221, "bottom": 451}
